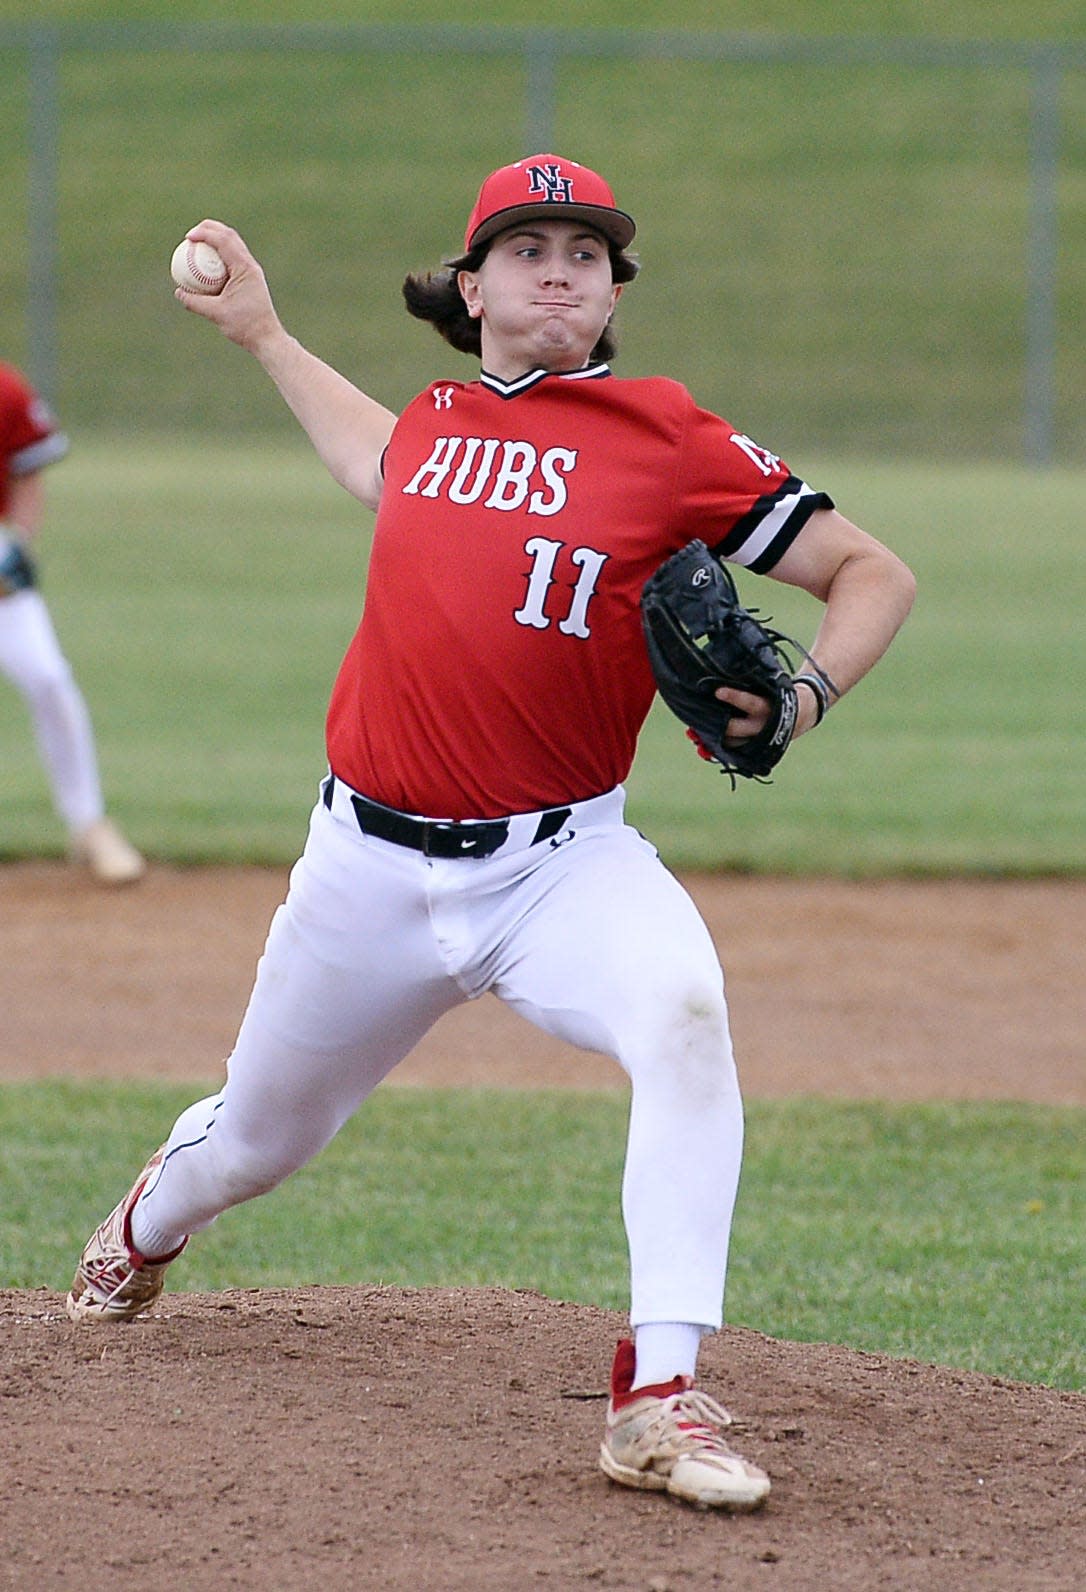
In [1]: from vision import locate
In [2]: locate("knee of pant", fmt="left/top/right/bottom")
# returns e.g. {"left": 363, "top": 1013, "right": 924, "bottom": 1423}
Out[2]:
{"left": 635, "top": 980, "right": 736, "bottom": 1101}
{"left": 667, "top": 971, "right": 728, "bottom": 1042}
{"left": 23, "top": 664, "right": 76, "bottom": 706}
{"left": 678, "top": 993, "right": 734, "bottom": 1087}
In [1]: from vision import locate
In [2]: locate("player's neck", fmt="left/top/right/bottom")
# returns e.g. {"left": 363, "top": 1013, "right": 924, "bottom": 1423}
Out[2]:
{"left": 479, "top": 330, "right": 597, "bottom": 384}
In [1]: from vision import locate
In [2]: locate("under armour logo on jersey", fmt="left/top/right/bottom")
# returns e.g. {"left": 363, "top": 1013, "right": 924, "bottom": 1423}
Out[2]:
{"left": 549, "top": 827, "right": 576, "bottom": 850}
{"left": 433, "top": 387, "right": 455, "bottom": 410}
{"left": 526, "top": 163, "right": 575, "bottom": 204}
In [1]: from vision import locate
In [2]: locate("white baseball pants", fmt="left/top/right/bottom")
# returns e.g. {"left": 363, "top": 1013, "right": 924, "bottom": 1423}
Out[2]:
{"left": 135, "top": 777, "right": 745, "bottom": 1328}
{"left": 0, "top": 589, "right": 105, "bottom": 833}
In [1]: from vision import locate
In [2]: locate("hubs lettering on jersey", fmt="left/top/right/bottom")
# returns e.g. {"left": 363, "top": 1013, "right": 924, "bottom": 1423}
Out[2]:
{"left": 402, "top": 435, "right": 578, "bottom": 517}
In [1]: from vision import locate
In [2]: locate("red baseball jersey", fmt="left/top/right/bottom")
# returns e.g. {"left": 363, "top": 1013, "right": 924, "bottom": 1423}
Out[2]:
{"left": 0, "top": 362, "right": 69, "bottom": 514}
{"left": 326, "top": 365, "right": 832, "bottom": 818}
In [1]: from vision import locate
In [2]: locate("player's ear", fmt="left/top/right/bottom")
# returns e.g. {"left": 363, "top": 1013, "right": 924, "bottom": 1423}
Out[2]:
{"left": 458, "top": 270, "right": 483, "bottom": 318}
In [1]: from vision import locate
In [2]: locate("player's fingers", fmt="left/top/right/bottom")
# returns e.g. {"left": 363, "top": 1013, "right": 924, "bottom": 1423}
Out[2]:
{"left": 174, "top": 284, "right": 221, "bottom": 316}
{"left": 185, "top": 218, "right": 248, "bottom": 260}
{"left": 716, "top": 686, "right": 771, "bottom": 741}
{"left": 714, "top": 686, "right": 767, "bottom": 715}
{"left": 179, "top": 221, "right": 267, "bottom": 296}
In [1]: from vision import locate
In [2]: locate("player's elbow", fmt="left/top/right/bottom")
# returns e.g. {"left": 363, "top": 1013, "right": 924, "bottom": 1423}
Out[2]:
{"left": 845, "top": 538, "right": 917, "bottom": 628}
{"left": 880, "top": 539, "right": 916, "bottom": 599}
{"left": 881, "top": 545, "right": 917, "bottom": 626}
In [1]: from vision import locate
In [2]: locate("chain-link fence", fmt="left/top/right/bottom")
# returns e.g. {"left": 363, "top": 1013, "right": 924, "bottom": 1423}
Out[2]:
{"left": 3, "top": 23, "right": 1084, "bottom": 465}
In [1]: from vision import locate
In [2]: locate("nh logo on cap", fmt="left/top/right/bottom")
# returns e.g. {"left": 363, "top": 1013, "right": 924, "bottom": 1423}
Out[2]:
{"left": 526, "top": 163, "right": 574, "bottom": 204}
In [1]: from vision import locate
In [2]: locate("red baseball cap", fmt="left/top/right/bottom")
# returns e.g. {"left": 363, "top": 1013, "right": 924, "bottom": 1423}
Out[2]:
{"left": 463, "top": 154, "right": 636, "bottom": 252}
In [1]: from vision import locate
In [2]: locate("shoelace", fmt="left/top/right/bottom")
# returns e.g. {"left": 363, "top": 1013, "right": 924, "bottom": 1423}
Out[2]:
{"left": 85, "top": 1255, "right": 146, "bottom": 1308}
{"left": 633, "top": 1385, "right": 741, "bottom": 1455}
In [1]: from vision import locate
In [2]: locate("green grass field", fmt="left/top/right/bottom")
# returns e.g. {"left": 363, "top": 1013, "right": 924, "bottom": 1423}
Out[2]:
{"left": 0, "top": 437, "right": 1081, "bottom": 873}
{"left": 29, "top": 1, "right": 1086, "bottom": 32}
{"left": 5, "top": 1082, "right": 1082, "bottom": 1391}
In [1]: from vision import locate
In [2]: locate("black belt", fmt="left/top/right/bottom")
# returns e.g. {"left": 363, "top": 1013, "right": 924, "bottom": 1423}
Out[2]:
{"left": 323, "top": 777, "right": 573, "bottom": 860}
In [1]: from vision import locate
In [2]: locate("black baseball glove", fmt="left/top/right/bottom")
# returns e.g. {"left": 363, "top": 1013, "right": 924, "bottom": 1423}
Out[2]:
{"left": 641, "top": 539, "right": 813, "bottom": 783}
{"left": 0, "top": 529, "right": 38, "bottom": 597}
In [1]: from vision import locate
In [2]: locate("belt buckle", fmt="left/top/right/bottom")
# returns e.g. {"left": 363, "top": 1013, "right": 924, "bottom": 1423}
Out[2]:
{"left": 420, "top": 821, "right": 450, "bottom": 858}
{"left": 420, "top": 820, "right": 476, "bottom": 858}
{"left": 421, "top": 819, "right": 505, "bottom": 859}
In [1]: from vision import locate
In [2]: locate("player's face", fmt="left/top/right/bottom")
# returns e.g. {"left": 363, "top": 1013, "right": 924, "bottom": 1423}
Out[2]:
{"left": 458, "top": 220, "right": 622, "bottom": 378}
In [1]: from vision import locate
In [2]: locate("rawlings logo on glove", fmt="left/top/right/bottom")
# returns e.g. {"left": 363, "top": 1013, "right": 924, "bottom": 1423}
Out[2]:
{"left": 641, "top": 539, "right": 813, "bottom": 785}
{"left": 0, "top": 528, "right": 38, "bottom": 597}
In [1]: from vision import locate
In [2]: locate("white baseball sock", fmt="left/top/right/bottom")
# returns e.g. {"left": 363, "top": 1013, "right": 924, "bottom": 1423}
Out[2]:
{"left": 633, "top": 1321, "right": 708, "bottom": 1388}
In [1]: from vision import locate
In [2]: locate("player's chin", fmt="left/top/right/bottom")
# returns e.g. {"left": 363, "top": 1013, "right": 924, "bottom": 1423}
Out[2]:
{"left": 535, "top": 324, "right": 600, "bottom": 370}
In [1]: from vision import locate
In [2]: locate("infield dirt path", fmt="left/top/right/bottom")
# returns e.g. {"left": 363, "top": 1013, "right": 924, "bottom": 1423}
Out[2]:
{"left": 3, "top": 863, "right": 1083, "bottom": 1103}
{"left": 2, "top": 863, "right": 1083, "bottom": 1590}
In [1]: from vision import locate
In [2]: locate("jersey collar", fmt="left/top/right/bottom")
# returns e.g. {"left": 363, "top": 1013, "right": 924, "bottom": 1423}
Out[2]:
{"left": 479, "top": 363, "right": 612, "bottom": 399}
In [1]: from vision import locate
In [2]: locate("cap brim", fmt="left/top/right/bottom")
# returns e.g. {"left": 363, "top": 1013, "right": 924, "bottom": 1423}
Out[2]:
{"left": 468, "top": 201, "right": 636, "bottom": 252}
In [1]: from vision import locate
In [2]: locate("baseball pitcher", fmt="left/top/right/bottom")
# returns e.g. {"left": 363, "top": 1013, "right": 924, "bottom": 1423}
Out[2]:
{"left": 66, "top": 155, "right": 914, "bottom": 1510}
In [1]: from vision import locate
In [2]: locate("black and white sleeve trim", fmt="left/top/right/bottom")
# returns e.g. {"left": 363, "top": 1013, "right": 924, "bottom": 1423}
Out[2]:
{"left": 713, "top": 478, "right": 834, "bottom": 573}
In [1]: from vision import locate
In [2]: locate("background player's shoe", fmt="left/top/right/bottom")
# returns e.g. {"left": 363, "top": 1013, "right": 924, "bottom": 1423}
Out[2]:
{"left": 599, "top": 1338, "right": 771, "bottom": 1511}
{"left": 71, "top": 817, "right": 146, "bottom": 885}
{"left": 66, "top": 1147, "right": 187, "bottom": 1322}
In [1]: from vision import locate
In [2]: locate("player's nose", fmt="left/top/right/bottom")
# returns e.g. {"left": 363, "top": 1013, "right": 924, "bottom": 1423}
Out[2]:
{"left": 539, "top": 255, "right": 571, "bottom": 285}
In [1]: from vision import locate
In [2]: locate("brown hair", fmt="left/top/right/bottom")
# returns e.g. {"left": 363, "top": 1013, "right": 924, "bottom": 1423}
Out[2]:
{"left": 402, "top": 238, "right": 639, "bottom": 363}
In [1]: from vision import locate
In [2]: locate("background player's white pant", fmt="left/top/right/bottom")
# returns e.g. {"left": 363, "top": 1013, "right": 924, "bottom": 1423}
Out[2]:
{"left": 0, "top": 590, "right": 105, "bottom": 833}
{"left": 136, "top": 780, "right": 745, "bottom": 1329}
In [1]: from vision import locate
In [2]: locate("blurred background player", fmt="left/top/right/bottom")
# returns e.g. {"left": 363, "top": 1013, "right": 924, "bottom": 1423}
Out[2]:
{"left": 0, "top": 358, "right": 144, "bottom": 885}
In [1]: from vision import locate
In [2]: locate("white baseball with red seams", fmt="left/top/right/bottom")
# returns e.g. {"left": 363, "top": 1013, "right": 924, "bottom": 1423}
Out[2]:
{"left": 170, "top": 238, "right": 227, "bottom": 294}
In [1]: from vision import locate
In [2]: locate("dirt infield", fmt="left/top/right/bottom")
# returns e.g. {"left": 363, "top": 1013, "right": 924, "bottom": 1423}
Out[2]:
{"left": 3, "top": 862, "right": 1083, "bottom": 1102}
{"left": 2, "top": 863, "right": 1084, "bottom": 1590}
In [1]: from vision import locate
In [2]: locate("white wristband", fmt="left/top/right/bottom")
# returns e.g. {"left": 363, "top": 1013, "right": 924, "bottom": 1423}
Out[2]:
{"left": 794, "top": 673, "right": 832, "bottom": 725}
